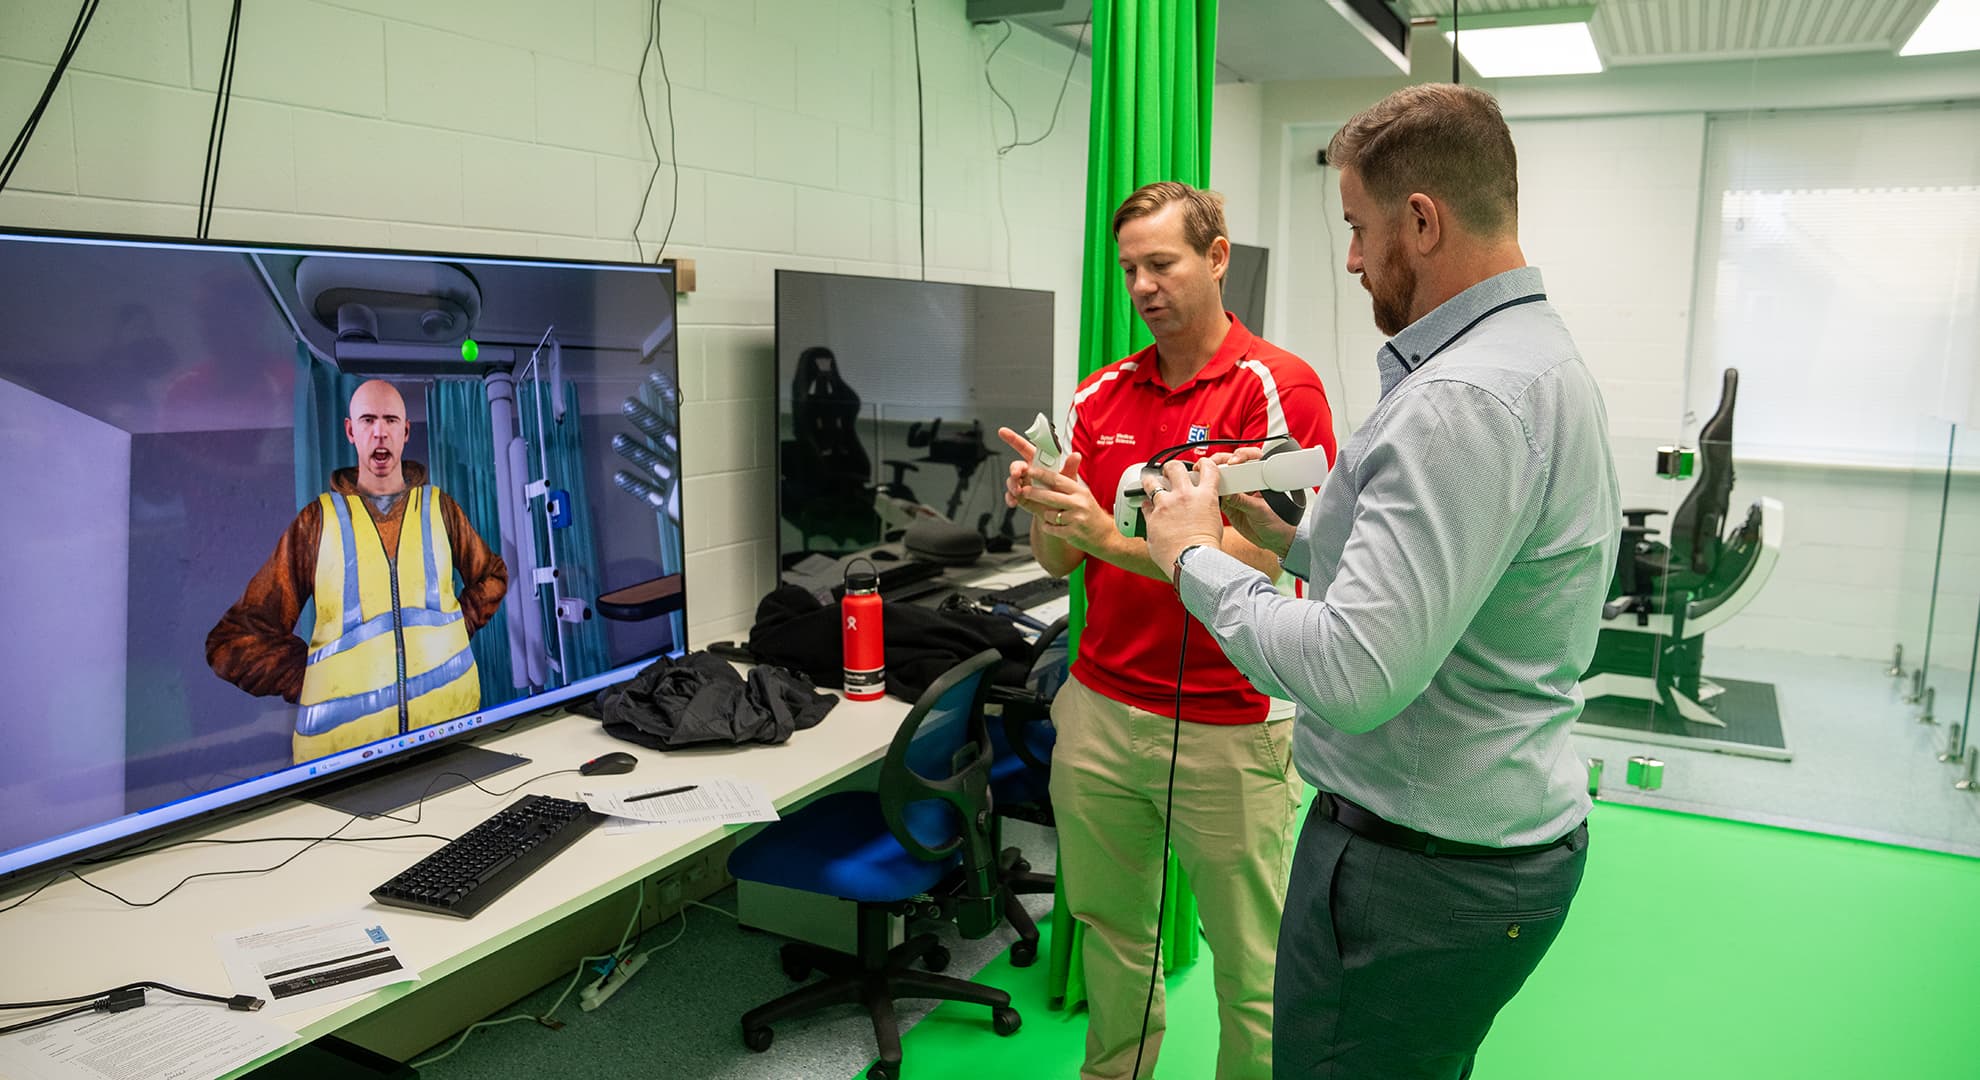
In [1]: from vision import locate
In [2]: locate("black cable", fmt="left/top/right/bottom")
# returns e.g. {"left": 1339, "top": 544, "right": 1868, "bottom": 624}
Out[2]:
{"left": 1148, "top": 435, "right": 1281, "bottom": 469}
{"left": 1451, "top": 0, "right": 1460, "bottom": 84}
{"left": 0, "top": 1002, "right": 96, "bottom": 1037}
{"left": 0, "top": 983, "right": 260, "bottom": 1037}
{"left": 910, "top": 0, "right": 926, "bottom": 281}
{"left": 0, "top": 0, "right": 102, "bottom": 196}
{"left": 0, "top": 768, "right": 579, "bottom": 914}
{"left": 1, "top": 981, "right": 236, "bottom": 1012}
{"left": 1132, "top": 613, "right": 1191, "bottom": 1080}
{"left": 634, "top": 0, "right": 680, "bottom": 265}
{"left": 999, "top": 6, "right": 1090, "bottom": 154}
{"left": 196, "top": 0, "right": 246, "bottom": 239}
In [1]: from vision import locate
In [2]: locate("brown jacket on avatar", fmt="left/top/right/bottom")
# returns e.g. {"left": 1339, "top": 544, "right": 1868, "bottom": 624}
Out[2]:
{"left": 206, "top": 461, "right": 509, "bottom": 704}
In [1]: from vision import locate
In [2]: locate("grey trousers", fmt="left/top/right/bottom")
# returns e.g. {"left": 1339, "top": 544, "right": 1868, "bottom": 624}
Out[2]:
{"left": 1273, "top": 801, "right": 1589, "bottom": 1080}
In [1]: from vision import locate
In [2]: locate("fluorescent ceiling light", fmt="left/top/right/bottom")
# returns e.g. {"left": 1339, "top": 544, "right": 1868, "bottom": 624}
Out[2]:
{"left": 1900, "top": 0, "right": 1980, "bottom": 56}
{"left": 1444, "top": 23, "right": 1603, "bottom": 78}
{"left": 1439, "top": 5, "right": 1602, "bottom": 78}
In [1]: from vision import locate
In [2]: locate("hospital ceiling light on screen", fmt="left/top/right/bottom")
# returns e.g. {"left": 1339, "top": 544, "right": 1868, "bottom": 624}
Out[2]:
{"left": 1900, "top": 0, "right": 1980, "bottom": 56}
{"left": 1442, "top": 5, "right": 1602, "bottom": 78}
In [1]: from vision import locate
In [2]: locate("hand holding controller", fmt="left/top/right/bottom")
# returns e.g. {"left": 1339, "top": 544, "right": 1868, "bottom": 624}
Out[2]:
{"left": 1115, "top": 437, "right": 1329, "bottom": 538}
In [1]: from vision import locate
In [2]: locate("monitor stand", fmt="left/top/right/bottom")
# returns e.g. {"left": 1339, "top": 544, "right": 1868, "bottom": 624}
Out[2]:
{"left": 307, "top": 743, "right": 529, "bottom": 818}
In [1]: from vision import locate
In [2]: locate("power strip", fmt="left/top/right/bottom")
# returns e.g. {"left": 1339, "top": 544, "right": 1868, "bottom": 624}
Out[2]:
{"left": 578, "top": 952, "right": 648, "bottom": 1012}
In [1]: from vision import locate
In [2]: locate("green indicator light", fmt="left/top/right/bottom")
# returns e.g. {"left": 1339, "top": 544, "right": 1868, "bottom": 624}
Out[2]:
{"left": 461, "top": 339, "right": 479, "bottom": 363}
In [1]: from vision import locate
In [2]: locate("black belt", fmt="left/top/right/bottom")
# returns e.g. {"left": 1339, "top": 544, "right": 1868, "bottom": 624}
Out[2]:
{"left": 1320, "top": 793, "right": 1580, "bottom": 858}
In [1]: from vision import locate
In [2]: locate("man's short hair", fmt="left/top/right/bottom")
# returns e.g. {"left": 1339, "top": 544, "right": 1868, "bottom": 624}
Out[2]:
{"left": 1111, "top": 181, "right": 1228, "bottom": 254}
{"left": 1326, "top": 83, "right": 1518, "bottom": 236}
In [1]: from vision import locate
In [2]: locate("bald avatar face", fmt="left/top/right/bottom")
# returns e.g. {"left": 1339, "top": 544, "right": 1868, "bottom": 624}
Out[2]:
{"left": 345, "top": 379, "right": 409, "bottom": 494}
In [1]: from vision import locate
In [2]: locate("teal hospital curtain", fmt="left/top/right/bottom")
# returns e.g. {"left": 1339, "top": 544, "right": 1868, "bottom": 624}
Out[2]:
{"left": 1052, "top": 0, "right": 1218, "bottom": 1011}
{"left": 292, "top": 342, "right": 360, "bottom": 512}
{"left": 291, "top": 342, "right": 360, "bottom": 641}
{"left": 427, "top": 379, "right": 515, "bottom": 702}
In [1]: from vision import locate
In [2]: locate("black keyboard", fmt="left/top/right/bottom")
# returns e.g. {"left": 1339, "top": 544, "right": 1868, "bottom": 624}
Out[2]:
{"left": 980, "top": 576, "right": 1069, "bottom": 611}
{"left": 371, "top": 794, "right": 603, "bottom": 919}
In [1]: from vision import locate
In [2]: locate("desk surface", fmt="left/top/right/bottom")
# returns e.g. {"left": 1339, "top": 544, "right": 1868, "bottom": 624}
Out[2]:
{"left": 0, "top": 691, "right": 913, "bottom": 1075}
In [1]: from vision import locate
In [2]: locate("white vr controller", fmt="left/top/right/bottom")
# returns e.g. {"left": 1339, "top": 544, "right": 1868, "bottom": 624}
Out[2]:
{"left": 1114, "top": 438, "right": 1330, "bottom": 538}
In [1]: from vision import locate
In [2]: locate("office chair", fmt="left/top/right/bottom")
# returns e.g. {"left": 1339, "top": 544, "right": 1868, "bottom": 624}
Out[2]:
{"left": 1583, "top": 368, "right": 1785, "bottom": 726}
{"left": 728, "top": 649, "right": 1021, "bottom": 1080}
{"left": 982, "top": 615, "right": 1069, "bottom": 968}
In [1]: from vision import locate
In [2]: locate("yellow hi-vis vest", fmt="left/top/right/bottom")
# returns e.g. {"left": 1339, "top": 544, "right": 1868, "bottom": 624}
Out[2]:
{"left": 294, "top": 487, "right": 481, "bottom": 763}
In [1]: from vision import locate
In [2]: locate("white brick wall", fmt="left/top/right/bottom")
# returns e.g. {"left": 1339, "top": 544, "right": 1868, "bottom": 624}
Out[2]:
{"left": 0, "top": 0, "right": 1093, "bottom": 647}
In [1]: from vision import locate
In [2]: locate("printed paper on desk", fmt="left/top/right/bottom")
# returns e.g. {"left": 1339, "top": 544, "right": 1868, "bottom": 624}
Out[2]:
{"left": 0, "top": 998, "right": 293, "bottom": 1080}
{"left": 577, "top": 776, "right": 778, "bottom": 827}
{"left": 216, "top": 908, "right": 417, "bottom": 1017}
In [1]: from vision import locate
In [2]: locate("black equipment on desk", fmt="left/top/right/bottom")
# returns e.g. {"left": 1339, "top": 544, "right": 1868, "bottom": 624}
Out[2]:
{"left": 371, "top": 795, "right": 603, "bottom": 919}
{"left": 977, "top": 576, "right": 1069, "bottom": 611}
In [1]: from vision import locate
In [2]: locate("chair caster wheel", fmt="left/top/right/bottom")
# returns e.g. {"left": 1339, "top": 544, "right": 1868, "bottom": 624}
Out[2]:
{"left": 779, "top": 944, "right": 810, "bottom": 982}
{"left": 1010, "top": 940, "right": 1038, "bottom": 967}
{"left": 868, "top": 1061, "right": 899, "bottom": 1080}
{"left": 1011, "top": 857, "right": 1031, "bottom": 875}
{"left": 993, "top": 1006, "right": 1022, "bottom": 1036}
{"left": 743, "top": 1024, "right": 773, "bottom": 1052}
{"left": 923, "top": 944, "right": 951, "bottom": 972}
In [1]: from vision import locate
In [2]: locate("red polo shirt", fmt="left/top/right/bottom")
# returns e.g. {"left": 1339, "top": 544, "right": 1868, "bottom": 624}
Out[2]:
{"left": 1067, "top": 315, "right": 1335, "bottom": 724}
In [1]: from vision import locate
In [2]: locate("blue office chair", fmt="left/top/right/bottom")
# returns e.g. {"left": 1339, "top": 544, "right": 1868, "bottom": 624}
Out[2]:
{"left": 983, "top": 615, "right": 1067, "bottom": 968}
{"left": 729, "top": 649, "right": 1021, "bottom": 1080}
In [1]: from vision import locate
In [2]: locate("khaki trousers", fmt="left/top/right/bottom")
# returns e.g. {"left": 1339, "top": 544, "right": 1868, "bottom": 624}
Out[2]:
{"left": 1050, "top": 674, "right": 1301, "bottom": 1080}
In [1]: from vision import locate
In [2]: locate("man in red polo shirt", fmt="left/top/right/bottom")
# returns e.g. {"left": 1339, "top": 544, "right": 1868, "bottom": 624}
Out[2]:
{"left": 998, "top": 181, "right": 1335, "bottom": 1080}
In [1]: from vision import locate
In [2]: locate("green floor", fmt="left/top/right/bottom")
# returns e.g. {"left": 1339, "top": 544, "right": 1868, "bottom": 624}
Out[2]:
{"left": 900, "top": 801, "right": 1980, "bottom": 1079}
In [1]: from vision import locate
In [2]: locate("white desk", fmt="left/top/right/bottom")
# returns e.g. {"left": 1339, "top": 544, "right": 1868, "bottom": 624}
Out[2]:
{"left": 0, "top": 691, "right": 912, "bottom": 1077}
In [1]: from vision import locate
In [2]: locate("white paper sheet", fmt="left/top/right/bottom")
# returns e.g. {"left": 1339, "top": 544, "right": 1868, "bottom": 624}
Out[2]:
{"left": 215, "top": 908, "right": 417, "bottom": 1018}
{"left": 0, "top": 998, "right": 293, "bottom": 1080}
{"left": 577, "top": 776, "right": 779, "bottom": 828}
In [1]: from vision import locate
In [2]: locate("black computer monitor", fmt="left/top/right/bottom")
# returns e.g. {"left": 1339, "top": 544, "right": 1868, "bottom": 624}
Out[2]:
{"left": 0, "top": 229, "right": 689, "bottom": 887}
{"left": 772, "top": 270, "right": 1054, "bottom": 572}
{"left": 1226, "top": 242, "right": 1270, "bottom": 331}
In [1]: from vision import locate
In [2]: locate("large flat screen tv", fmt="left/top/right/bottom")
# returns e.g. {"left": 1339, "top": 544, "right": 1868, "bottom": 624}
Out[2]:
{"left": 773, "top": 270, "right": 1054, "bottom": 577}
{"left": 0, "top": 230, "right": 687, "bottom": 887}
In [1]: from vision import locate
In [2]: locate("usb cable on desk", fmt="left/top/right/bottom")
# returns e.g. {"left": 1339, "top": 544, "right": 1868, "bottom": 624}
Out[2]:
{"left": 0, "top": 982, "right": 264, "bottom": 1037}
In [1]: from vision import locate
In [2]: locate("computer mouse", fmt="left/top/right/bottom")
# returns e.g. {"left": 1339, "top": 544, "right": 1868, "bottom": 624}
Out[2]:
{"left": 579, "top": 751, "right": 638, "bottom": 776}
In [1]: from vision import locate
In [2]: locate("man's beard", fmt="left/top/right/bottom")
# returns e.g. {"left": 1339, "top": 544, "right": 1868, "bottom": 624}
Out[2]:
{"left": 1366, "top": 256, "right": 1416, "bottom": 338}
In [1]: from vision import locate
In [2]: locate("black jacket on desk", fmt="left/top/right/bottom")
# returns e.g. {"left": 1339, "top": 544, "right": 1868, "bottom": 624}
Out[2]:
{"left": 581, "top": 651, "right": 837, "bottom": 750}
{"left": 748, "top": 585, "right": 1033, "bottom": 702}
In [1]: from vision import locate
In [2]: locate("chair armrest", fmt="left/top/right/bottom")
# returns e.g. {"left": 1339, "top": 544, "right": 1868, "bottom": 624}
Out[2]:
{"left": 1621, "top": 508, "right": 1668, "bottom": 527}
{"left": 987, "top": 685, "right": 1053, "bottom": 777}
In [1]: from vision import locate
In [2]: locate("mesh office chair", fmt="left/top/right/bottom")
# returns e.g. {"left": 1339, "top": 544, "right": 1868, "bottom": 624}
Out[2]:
{"left": 728, "top": 649, "right": 1020, "bottom": 1080}
{"left": 983, "top": 616, "right": 1068, "bottom": 968}
{"left": 1586, "top": 368, "right": 1785, "bottom": 726}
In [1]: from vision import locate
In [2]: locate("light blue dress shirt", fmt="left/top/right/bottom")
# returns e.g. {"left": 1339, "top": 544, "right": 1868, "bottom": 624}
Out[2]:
{"left": 1177, "top": 267, "right": 1621, "bottom": 847}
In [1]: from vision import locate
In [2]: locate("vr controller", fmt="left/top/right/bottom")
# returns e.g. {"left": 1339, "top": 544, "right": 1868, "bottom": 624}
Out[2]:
{"left": 1114, "top": 438, "right": 1330, "bottom": 538}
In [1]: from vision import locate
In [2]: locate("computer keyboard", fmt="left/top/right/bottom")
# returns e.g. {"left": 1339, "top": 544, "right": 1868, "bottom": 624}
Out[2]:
{"left": 979, "top": 576, "right": 1069, "bottom": 611}
{"left": 371, "top": 794, "right": 604, "bottom": 919}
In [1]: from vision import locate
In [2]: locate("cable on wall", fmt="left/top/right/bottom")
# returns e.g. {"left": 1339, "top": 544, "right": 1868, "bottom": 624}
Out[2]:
{"left": 994, "top": 6, "right": 1090, "bottom": 155}
{"left": 0, "top": 0, "right": 104, "bottom": 198}
{"left": 634, "top": 0, "right": 681, "bottom": 265}
{"left": 196, "top": 0, "right": 247, "bottom": 239}
{"left": 911, "top": 0, "right": 927, "bottom": 280}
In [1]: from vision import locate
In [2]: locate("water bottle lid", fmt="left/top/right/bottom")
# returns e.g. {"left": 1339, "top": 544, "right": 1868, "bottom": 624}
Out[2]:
{"left": 845, "top": 570, "right": 879, "bottom": 593}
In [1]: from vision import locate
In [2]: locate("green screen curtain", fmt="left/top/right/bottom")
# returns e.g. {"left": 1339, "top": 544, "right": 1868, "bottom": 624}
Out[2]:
{"left": 1052, "top": 0, "right": 1218, "bottom": 1011}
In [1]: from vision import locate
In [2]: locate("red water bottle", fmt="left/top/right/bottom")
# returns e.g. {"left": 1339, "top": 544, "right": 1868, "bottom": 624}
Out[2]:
{"left": 841, "top": 562, "right": 885, "bottom": 701}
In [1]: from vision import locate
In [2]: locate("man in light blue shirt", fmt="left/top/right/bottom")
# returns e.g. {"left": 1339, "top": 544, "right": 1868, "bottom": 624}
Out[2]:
{"left": 1141, "top": 84, "right": 1621, "bottom": 1079}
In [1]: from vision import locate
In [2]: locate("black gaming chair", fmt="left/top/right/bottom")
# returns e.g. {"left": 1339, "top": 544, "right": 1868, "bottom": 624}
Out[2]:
{"left": 781, "top": 346, "right": 882, "bottom": 551}
{"left": 1586, "top": 368, "right": 1784, "bottom": 726}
